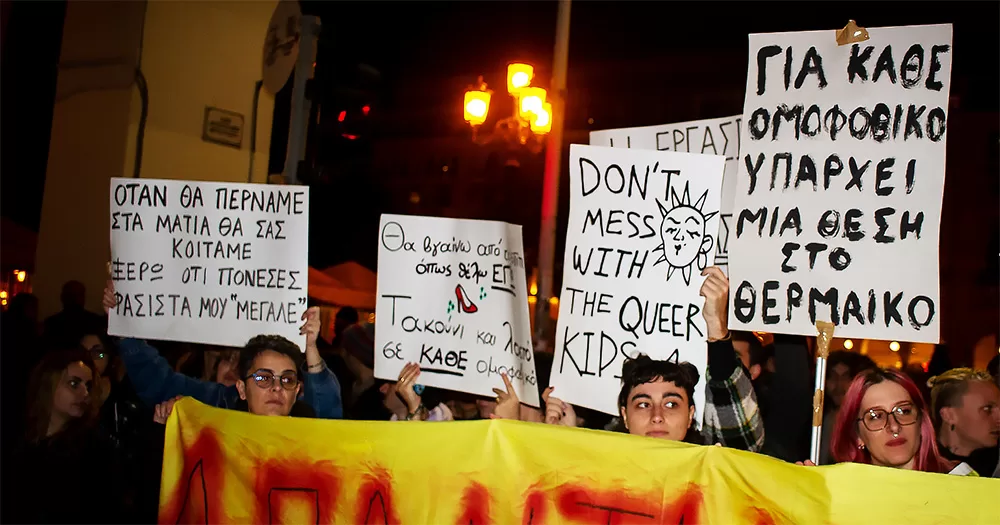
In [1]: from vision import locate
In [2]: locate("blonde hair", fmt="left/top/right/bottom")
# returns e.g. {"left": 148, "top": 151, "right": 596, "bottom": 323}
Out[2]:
{"left": 927, "top": 368, "right": 995, "bottom": 428}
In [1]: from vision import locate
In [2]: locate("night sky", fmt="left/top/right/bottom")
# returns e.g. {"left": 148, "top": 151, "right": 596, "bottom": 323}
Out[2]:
{"left": 2, "top": 1, "right": 997, "bottom": 270}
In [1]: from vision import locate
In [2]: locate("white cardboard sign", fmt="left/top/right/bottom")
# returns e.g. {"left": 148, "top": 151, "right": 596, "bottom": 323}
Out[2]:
{"left": 591, "top": 115, "right": 742, "bottom": 273}
{"left": 375, "top": 214, "right": 539, "bottom": 407}
{"left": 108, "top": 178, "right": 309, "bottom": 349}
{"left": 729, "top": 24, "right": 952, "bottom": 343}
{"left": 548, "top": 144, "right": 725, "bottom": 416}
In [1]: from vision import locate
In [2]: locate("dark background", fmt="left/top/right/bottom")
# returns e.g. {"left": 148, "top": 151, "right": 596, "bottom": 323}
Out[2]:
{"left": 2, "top": 1, "right": 997, "bottom": 275}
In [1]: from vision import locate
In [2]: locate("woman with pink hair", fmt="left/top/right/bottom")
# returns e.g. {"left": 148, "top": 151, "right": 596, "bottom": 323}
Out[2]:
{"left": 828, "top": 368, "right": 952, "bottom": 473}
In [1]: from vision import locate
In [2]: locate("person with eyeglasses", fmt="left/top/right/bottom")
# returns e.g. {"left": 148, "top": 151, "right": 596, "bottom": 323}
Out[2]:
{"left": 102, "top": 282, "right": 343, "bottom": 420}
{"left": 805, "top": 368, "right": 958, "bottom": 474}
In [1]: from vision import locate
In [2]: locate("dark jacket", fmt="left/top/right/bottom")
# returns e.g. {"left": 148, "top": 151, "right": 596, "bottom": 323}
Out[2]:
{"left": 4, "top": 428, "right": 126, "bottom": 524}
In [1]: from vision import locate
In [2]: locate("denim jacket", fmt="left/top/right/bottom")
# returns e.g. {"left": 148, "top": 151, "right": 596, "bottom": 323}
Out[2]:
{"left": 117, "top": 338, "right": 343, "bottom": 419}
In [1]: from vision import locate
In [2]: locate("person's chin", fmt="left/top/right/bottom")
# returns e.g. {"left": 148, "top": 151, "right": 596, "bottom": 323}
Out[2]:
{"left": 880, "top": 446, "right": 917, "bottom": 466}
{"left": 257, "top": 402, "right": 290, "bottom": 416}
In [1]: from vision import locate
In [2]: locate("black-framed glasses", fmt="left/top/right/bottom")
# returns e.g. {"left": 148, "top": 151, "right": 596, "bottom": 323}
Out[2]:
{"left": 857, "top": 403, "right": 919, "bottom": 432}
{"left": 245, "top": 370, "right": 299, "bottom": 390}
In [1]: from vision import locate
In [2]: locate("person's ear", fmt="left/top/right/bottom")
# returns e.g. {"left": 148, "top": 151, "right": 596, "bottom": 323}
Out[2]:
{"left": 619, "top": 406, "right": 629, "bottom": 431}
{"left": 236, "top": 379, "right": 248, "bottom": 401}
{"left": 687, "top": 404, "right": 695, "bottom": 426}
{"left": 750, "top": 364, "right": 762, "bottom": 381}
{"left": 940, "top": 407, "right": 959, "bottom": 428}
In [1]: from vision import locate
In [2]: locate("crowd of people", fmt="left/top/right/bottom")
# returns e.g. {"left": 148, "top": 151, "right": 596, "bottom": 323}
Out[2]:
{"left": 0, "top": 270, "right": 997, "bottom": 523}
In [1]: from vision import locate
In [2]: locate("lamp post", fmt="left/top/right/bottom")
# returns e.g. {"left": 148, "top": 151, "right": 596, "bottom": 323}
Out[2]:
{"left": 535, "top": 0, "right": 572, "bottom": 352}
{"left": 463, "top": 64, "right": 552, "bottom": 332}
{"left": 463, "top": 64, "right": 551, "bottom": 152}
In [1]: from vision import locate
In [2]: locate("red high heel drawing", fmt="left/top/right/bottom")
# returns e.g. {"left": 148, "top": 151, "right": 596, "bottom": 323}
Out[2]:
{"left": 455, "top": 284, "right": 478, "bottom": 314}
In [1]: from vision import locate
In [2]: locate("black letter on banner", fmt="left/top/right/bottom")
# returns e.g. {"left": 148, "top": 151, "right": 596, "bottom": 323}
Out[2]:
{"left": 908, "top": 296, "right": 935, "bottom": 329}
{"left": 749, "top": 109, "right": 770, "bottom": 140}
{"left": 843, "top": 292, "right": 865, "bottom": 326}
{"left": 755, "top": 45, "right": 782, "bottom": 95}
{"left": 733, "top": 282, "right": 757, "bottom": 324}
{"left": 762, "top": 281, "right": 780, "bottom": 325}
{"left": 809, "top": 288, "right": 840, "bottom": 325}
{"left": 884, "top": 292, "right": 904, "bottom": 327}
{"left": 745, "top": 153, "right": 765, "bottom": 194}
{"left": 926, "top": 45, "right": 949, "bottom": 91}
{"left": 787, "top": 283, "right": 803, "bottom": 322}
{"left": 781, "top": 243, "right": 799, "bottom": 273}
{"left": 874, "top": 207, "right": 896, "bottom": 244}
{"left": 848, "top": 44, "right": 875, "bottom": 82}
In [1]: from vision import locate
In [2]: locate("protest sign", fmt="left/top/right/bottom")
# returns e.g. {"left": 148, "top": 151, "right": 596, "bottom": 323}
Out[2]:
{"left": 375, "top": 214, "right": 538, "bottom": 407}
{"left": 548, "top": 144, "right": 725, "bottom": 416}
{"left": 162, "top": 399, "right": 999, "bottom": 525}
{"left": 729, "top": 24, "right": 952, "bottom": 343}
{"left": 108, "top": 178, "right": 309, "bottom": 348}
{"left": 591, "top": 115, "right": 741, "bottom": 271}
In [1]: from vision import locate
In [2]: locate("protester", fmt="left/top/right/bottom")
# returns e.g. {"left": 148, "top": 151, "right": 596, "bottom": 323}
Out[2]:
{"left": 539, "top": 267, "right": 763, "bottom": 449}
{"left": 332, "top": 306, "right": 360, "bottom": 348}
{"left": 43, "top": 280, "right": 106, "bottom": 350}
{"left": 731, "top": 332, "right": 768, "bottom": 381}
{"left": 234, "top": 334, "right": 310, "bottom": 416}
{"left": 378, "top": 362, "right": 454, "bottom": 421}
{"left": 340, "top": 321, "right": 377, "bottom": 409}
{"left": 825, "top": 368, "right": 951, "bottom": 473}
{"left": 928, "top": 368, "right": 1000, "bottom": 477}
{"left": 80, "top": 331, "right": 147, "bottom": 460}
{"left": 103, "top": 282, "right": 343, "bottom": 419}
{"left": 819, "top": 350, "right": 877, "bottom": 464}
{"left": 690, "top": 267, "right": 765, "bottom": 450}
{"left": 743, "top": 332, "right": 813, "bottom": 462}
{"left": 6, "top": 349, "right": 126, "bottom": 523}
{"left": 0, "top": 292, "right": 43, "bottom": 449}
{"left": 616, "top": 355, "right": 703, "bottom": 442}
{"left": 204, "top": 346, "right": 241, "bottom": 387}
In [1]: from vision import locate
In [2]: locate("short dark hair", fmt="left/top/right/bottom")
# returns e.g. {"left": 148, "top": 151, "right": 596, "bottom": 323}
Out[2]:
{"left": 335, "top": 307, "right": 359, "bottom": 324}
{"left": 827, "top": 350, "right": 877, "bottom": 378}
{"left": 617, "top": 355, "right": 700, "bottom": 411}
{"left": 732, "top": 331, "right": 768, "bottom": 367}
{"left": 238, "top": 335, "right": 305, "bottom": 378}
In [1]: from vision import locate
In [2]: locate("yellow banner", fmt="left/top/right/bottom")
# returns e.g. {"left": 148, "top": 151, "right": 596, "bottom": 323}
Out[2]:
{"left": 160, "top": 399, "right": 997, "bottom": 524}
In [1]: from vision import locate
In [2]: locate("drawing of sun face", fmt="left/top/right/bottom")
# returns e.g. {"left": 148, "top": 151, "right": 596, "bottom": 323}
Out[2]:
{"left": 653, "top": 182, "right": 718, "bottom": 285}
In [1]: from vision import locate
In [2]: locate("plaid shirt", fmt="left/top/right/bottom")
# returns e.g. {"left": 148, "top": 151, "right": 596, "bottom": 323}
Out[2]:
{"left": 701, "top": 340, "right": 765, "bottom": 452}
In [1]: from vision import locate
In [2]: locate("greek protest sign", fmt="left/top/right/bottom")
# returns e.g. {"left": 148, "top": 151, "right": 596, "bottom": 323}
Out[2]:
{"left": 549, "top": 144, "right": 725, "bottom": 415}
{"left": 729, "top": 24, "right": 952, "bottom": 343}
{"left": 591, "top": 115, "right": 741, "bottom": 272}
{"left": 375, "top": 214, "right": 538, "bottom": 407}
{"left": 108, "top": 178, "right": 309, "bottom": 348}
